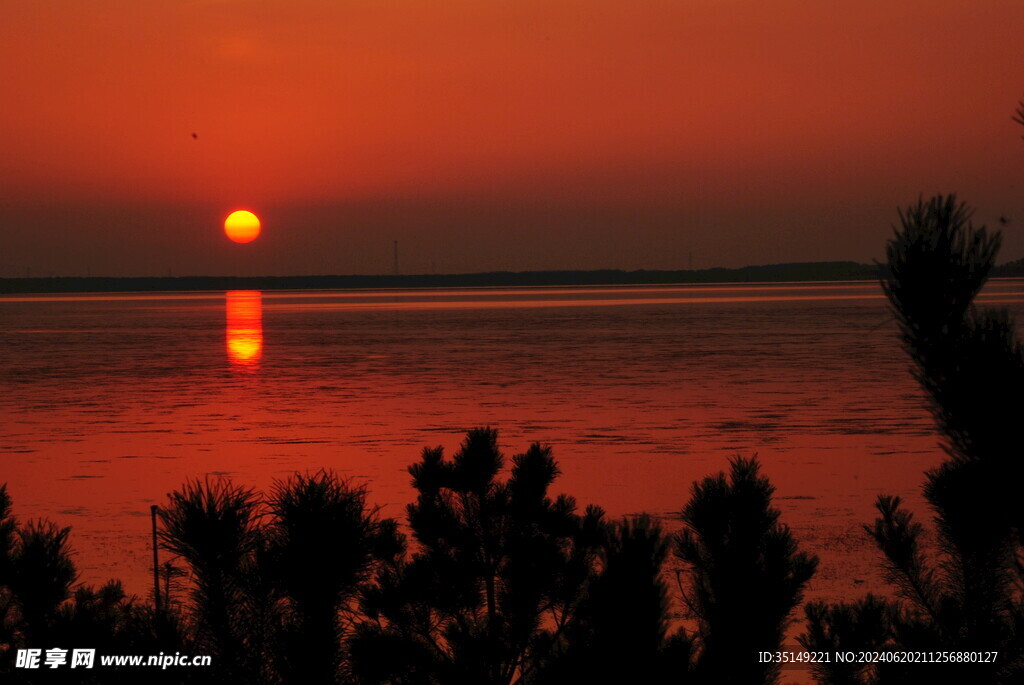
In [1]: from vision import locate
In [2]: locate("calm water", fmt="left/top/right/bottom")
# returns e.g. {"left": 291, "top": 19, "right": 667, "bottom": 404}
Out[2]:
{"left": 2, "top": 281, "right": 1023, "bottom": 604}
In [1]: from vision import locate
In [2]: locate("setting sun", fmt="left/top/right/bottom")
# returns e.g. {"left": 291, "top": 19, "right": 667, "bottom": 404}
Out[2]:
{"left": 224, "top": 210, "right": 261, "bottom": 243}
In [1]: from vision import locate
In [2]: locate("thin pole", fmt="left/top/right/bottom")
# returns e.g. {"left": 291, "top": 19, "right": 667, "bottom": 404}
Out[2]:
{"left": 150, "top": 505, "right": 161, "bottom": 614}
{"left": 163, "top": 562, "right": 170, "bottom": 608}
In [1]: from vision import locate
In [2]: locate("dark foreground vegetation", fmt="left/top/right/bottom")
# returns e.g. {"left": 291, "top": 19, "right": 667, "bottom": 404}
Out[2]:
{"left": 799, "top": 196, "right": 1024, "bottom": 684}
{"left": 2, "top": 194, "right": 1023, "bottom": 683}
{"left": 0, "top": 438, "right": 815, "bottom": 684}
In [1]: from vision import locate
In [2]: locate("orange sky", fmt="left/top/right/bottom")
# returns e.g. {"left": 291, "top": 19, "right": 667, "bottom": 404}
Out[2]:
{"left": 1, "top": 0, "right": 1023, "bottom": 276}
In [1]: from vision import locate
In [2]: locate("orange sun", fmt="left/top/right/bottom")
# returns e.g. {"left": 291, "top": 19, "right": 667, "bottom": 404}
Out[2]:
{"left": 224, "top": 210, "right": 261, "bottom": 243}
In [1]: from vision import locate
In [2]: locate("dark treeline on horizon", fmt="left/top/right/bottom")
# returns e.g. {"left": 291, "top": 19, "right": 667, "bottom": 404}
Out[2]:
{"left": 7, "top": 259, "right": 1024, "bottom": 296}
{"left": 0, "top": 261, "right": 880, "bottom": 295}
{"left": 3, "top": 195, "right": 1024, "bottom": 683}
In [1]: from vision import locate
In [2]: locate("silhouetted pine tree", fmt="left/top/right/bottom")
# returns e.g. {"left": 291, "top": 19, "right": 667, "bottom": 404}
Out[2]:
{"left": 47, "top": 582, "right": 191, "bottom": 684}
{"left": 534, "top": 515, "right": 694, "bottom": 684}
{"left": 267, "top": 470, "right": 404, "bottom": 685}
{"left": 158, "top": 478, "right": 264, "bottom": 682}
{"left": 800, "top": 594, "right": 894, "bottom": 685}
{"left": 158, "top": 471, "right": 401, "bottom": 684}
{"left": 6, "top": 519, "right": 77, "bottom": 647}
{"left": 0, "top": 485, "right": 174, "bottom": 684}
{"left": 0, "top": 485, "right": 16, "bottom": 652}
{"left": 350, "top": 428, "right": 606, "bottom": 685}
{"left": 675, "top": 456, "right": 818, "bottom": 685}
{"left": 800, "top": 195, "right": 1024, "bottom": 683}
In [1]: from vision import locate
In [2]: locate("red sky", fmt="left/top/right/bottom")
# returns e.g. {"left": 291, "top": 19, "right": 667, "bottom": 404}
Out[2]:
{"left": 2, "top": 0, "right": 1023, "bottom": 277}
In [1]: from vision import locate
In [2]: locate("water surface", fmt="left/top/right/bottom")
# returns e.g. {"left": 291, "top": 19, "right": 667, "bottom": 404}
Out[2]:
{"left": 3, "top": 280, "right": 1022, "bottom": 602}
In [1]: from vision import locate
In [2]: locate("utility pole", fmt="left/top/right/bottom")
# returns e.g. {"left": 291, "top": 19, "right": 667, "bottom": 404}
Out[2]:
{"left": 150, "top": 505, "right": 161, "bottom": 614}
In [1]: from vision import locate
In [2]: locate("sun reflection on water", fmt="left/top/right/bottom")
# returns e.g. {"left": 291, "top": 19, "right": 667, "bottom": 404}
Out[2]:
{"left": 226, "top": 290, "right": 262, "bottom": 368}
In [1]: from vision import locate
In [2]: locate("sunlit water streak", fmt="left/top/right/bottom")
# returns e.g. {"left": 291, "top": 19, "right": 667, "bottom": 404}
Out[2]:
{"left": 2, "top": 279, "right": 1023, "bottom": 610}
{"left": 226, "top": 291, "right": 263, "bottom": 368}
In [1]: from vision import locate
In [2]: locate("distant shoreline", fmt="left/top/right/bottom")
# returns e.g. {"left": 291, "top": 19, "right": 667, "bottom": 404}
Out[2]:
{"left": 0, "top": 261, "right": 886, "bottom": 294}
{"left": 6, "top": 259, "right": 1021, "bottom": 294}
{"left": 7, "top": 258, "right": 1024, "bottom": 295}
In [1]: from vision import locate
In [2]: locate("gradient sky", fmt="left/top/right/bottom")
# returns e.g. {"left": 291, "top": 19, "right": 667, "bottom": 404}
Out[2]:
{"left": 2, "top": 0, "right": 1023, "bottom": 277}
